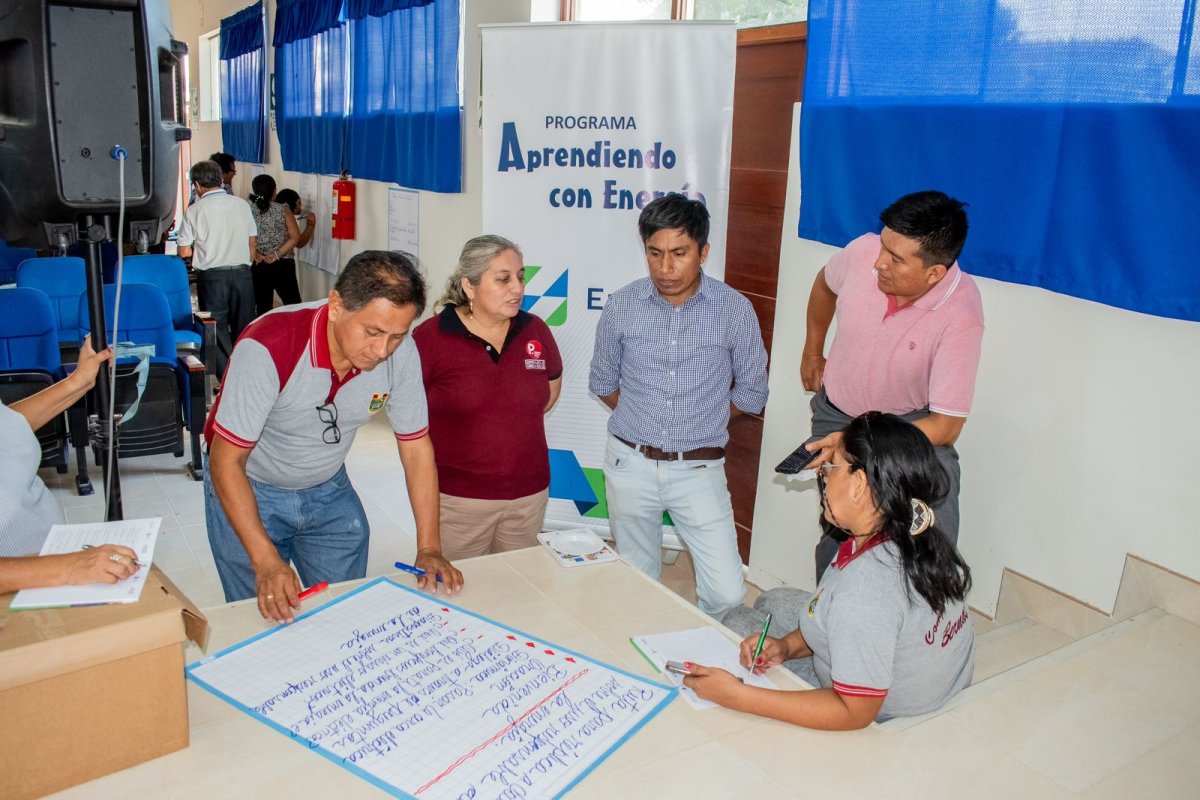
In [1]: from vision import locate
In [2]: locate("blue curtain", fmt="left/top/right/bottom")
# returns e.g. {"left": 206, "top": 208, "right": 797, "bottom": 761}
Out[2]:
{"left": 799, "top": 1, "right": 1200, "bottom": 322}
{"left": 344, "top": 0, "right": 462, "bottom": 192}
{"left": 275, "top": 0, "right": 347, "bottom": 174}
{"left": 220, "top": 2, "right": 267, "bottom": 164}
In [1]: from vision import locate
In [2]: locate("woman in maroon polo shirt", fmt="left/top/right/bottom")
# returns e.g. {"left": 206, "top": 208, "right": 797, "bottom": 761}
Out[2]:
{"left": 412, "top": 235, "right": 563, "bottom": 559}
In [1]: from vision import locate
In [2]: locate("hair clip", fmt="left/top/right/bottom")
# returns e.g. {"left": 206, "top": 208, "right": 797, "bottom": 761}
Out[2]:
{"left": 910, "top": 498, "right": 934, "bottom": 536}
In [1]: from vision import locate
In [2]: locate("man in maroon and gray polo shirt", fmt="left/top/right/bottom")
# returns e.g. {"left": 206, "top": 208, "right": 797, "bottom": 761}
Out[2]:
{"left": 204, "top": 250, "right": 464, "bottom": 623}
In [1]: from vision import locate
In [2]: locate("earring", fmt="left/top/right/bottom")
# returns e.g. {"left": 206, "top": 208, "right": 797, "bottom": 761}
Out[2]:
{"left": 467, "top": 299, "right": 474, "bottom": 318}
{"left": 910, "top": 498, "right": 934, "bottom": 536}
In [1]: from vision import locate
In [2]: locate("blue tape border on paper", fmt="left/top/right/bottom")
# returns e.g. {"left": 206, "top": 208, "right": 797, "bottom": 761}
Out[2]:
{"left": 185, "top": 576, "right": 678, "bottom": 799}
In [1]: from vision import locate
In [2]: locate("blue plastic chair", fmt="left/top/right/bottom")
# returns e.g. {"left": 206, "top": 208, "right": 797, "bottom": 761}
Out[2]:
{"left": 78, "top": 283, "right": 207, "bottom": 477}
{"left": 0, "top": 246, "right": 38, "bottom": 285}
{"left": 0, "top": 286, "right": 71, "bottom": 474}
{"left": 17, "top": 256, "right": 87, "bottom": 348}
{"left": 119, "top": 254, "right": 204, "bottom": 352}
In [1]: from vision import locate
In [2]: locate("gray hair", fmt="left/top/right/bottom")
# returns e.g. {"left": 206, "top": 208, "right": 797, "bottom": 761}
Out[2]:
{"left": 189, "top": 160, "right": 223, "bottom": 189}
{"left": 436, "top": 235, "right": 522, "bottom": 309}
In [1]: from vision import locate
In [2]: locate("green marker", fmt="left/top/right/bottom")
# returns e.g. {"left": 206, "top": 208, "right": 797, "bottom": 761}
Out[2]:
{"left": 629, "top": 638, "right": 661, "bottom": 673}
{"left": 751, "top": 613, "right": 773, "bottom": 669}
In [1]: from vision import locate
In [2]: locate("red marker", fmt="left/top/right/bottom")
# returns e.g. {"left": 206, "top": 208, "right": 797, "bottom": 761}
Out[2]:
{"left": 297, "top": 581, "right": 329, "bottom": 601}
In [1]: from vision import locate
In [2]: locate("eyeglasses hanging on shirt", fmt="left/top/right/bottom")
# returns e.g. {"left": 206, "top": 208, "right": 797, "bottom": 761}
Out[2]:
{"left": 315, "top": 402, "right": 341, "bottom": 444}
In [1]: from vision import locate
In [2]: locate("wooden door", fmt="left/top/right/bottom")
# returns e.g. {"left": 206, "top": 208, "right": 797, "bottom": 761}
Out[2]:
{"left": 723, "top": 23, "right": 807, "bottom": 562}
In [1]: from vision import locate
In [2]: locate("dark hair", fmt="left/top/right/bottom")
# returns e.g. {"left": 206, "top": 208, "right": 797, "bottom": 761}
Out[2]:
{"left": 249, "top": 174, "right": 276, "bottom": 213}
{"left": 209, "top": 152, "right": 236, "bottom": 175}
{"left": 189, "top": 160, "right": 223, "bottom": 189}
{"left": 275, "top": 188, "right": 300, "bottom": 214}
{"left": 879, "top": 190, "right": 968, "bottom": 268}
{"left": 334, "top": 250, "right": 427, "bottom": 314}
{"left": 637, "top": 193, "right": 710, "bottom": 249}
{"left": 840, "top": 412, "right": 971, "bottom": 615}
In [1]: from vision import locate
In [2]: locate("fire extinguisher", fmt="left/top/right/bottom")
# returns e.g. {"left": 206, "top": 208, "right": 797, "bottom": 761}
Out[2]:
{"left": 332, "top": 173, "right": 356, "bottom": 240}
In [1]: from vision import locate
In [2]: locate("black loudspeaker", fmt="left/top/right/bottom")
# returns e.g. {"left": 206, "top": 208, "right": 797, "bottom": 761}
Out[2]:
{"left": 0, "top": 0, "right": 190, "bottom": 248}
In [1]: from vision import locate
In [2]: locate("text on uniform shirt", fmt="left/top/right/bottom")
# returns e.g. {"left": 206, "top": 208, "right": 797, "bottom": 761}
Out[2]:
{"left": 525, "top": 338, "right": 546, "bottom": 370}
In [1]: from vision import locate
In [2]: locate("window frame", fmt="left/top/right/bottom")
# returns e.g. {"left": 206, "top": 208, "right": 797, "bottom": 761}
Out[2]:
{"left": 197, "top": 28, "right": 222, "bottom": 122}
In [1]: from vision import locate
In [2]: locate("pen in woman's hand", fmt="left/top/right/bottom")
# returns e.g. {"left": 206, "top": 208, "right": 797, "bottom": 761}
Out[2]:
{"left": 82, "top": 544, "right": 143, "bottom": 570}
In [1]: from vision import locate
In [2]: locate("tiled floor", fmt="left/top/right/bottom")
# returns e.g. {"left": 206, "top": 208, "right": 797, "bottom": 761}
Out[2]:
{"left": 37, "top": 413, "right": 1200, "bottom": 797}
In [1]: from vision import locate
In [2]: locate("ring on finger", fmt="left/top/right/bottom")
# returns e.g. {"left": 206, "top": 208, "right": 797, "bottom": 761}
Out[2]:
{"left": 109, "top": 554, "right": 124, "bottom": 563}
{"left": 266, "top": 594, "right": 275, "bottom": 599}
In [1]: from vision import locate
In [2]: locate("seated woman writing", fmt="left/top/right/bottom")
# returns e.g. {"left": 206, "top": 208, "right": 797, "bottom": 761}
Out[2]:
{"left": 0, "top": 337, "right": 139, "bottom": 593}
{"left": 686, "top": 412, "right": 974, "bottom": 729}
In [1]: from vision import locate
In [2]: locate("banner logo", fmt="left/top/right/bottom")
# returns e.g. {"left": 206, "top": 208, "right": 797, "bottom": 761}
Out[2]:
{"left": 521, "top": 266, "right": 568, "bottom": 326}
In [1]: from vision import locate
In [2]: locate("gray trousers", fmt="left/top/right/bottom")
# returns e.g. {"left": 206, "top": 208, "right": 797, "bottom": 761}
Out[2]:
{"left": 722, "top": 588, "right": 820, "bottom": 687}
{"left": 809, "top": 387, "right": 961, "bottom": 582}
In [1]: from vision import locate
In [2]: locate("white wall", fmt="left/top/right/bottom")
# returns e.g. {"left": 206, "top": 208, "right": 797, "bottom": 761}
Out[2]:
{"left": 168, "top": 0, "right": 531, "bottom": 307}
{"left": 750, "top": 105, "right": 1200, "bottom": 616}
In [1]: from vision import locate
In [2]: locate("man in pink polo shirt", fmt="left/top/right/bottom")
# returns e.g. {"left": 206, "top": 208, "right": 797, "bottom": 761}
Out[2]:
{"left": 799, "top": 190, "right": 984, "bottom": 580}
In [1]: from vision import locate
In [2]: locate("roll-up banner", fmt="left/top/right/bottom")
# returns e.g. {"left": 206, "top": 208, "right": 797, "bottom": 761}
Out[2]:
{"left": 482, "top": 22, "right": 736, "bottom": 541}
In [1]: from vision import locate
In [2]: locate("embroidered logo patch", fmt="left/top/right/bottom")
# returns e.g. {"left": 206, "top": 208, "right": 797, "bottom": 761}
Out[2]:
{"left": 909, "top": 341, "right": 917, "bottom": 350}
{"left": 807, "top": 589, "right": 823, "bottom": 617}
{"left": 368, "top": 392, "right": 389, "bottom": 413}
{"left": 525, "top": 339, "right": 546, "bottom": 370}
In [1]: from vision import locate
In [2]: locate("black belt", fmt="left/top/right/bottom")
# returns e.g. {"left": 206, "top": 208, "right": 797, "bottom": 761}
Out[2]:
{"left": 615, "top": 436, "right": 724, "bottom": 461}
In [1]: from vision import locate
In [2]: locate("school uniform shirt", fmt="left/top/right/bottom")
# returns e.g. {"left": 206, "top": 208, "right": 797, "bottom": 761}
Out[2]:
{"left": 412, "top": 306, "right": 562, "bottom": 500}
{"left": 204, "top": 300, "right": 428, "bottom": 490}
{"left": 799, "top": 535, "right": 975, "bottom": 720}
{"left": 0, "top": 400, "right": 64, "bottom": 556}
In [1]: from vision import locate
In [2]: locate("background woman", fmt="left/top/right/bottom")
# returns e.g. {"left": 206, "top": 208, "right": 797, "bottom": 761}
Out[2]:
{"left": 412, "top": 235, "right": 562, "bottom": 559}
{"left": 248, "top": 175, "right": 302, "bottom": 317}
{"left": 1, "top": 337, "right": 140, "bottom": 591}
{"left": 686, "top": 412, "right": 975, "bottom": 729}
{"left": 275, "top": 189, "right": 316, "bottom": 251}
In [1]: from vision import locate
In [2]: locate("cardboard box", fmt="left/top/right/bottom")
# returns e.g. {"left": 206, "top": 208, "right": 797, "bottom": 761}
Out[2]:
{"left": 0, "top": 566, "right": 208, "bottom": 799}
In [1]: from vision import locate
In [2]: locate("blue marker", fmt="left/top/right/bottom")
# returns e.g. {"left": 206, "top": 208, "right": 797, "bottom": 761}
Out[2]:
{"left": 394, "top": 561, "right": 443, "bottom": 583}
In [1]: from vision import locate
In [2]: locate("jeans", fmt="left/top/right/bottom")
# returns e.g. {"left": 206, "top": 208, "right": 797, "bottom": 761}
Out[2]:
{"left": 205, "top": 464, "right": 370, "bottom": 602}
{"left": 196, "top": 266, "right": 254, "bottom": 378}
{"left": 603, "top": 434, "right": 745, "bottom": 617}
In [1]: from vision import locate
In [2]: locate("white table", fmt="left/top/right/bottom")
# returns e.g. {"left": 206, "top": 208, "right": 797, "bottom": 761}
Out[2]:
{"left": 47, "top": 548, "right": 897, "bottom": 799}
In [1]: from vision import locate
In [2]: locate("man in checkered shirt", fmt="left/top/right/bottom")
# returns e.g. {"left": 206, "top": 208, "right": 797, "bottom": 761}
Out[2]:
{"left": 589, "top": 194, "right": 769, "bottom": 617}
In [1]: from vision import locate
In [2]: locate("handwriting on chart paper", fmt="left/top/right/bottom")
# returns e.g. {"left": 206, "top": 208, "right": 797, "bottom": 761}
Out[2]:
{"left": 187, "top": 579, "right": 674, "bottom": 800}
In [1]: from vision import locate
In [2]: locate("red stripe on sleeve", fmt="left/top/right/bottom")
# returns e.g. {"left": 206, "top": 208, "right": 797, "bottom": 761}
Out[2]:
{"left": 213, "top": 421, "right": 257, "bottom": 449}
{"left": 832, "top": 680, "right": 889, "bottom": 699}
{"left": 394, "top": 426, "right": 429, "bottom": 442}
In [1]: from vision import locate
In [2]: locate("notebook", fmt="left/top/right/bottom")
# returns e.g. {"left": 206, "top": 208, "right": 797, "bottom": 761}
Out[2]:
{"left": 8, "top": 518, "right": 161, "bottom": 610}
{"left": 630, "top": 625, "right": 777, "bottom": 709}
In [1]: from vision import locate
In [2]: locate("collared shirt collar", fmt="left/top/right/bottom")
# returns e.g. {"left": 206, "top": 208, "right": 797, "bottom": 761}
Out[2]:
{"left": 308, "top": 304, "right": 360, "bottom": 402}
{"left": 832, "top": 532, "right": 889, "bottom": 570}
{"left": 913, "top": 263, "right": 963, "bottom": 311}
{"left": 438, "top": 304, "right": 531, "bottom": 339}
{"left": 635, "top": 272, "right": 712, "bottom": 306}
{"left": 881, "top": 263, "right": 963, "bottom": 318}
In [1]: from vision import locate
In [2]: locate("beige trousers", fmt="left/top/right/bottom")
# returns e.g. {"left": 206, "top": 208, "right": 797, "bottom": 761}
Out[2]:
{"left": 438, "top": 488, "right": 549, "bottom": 560}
